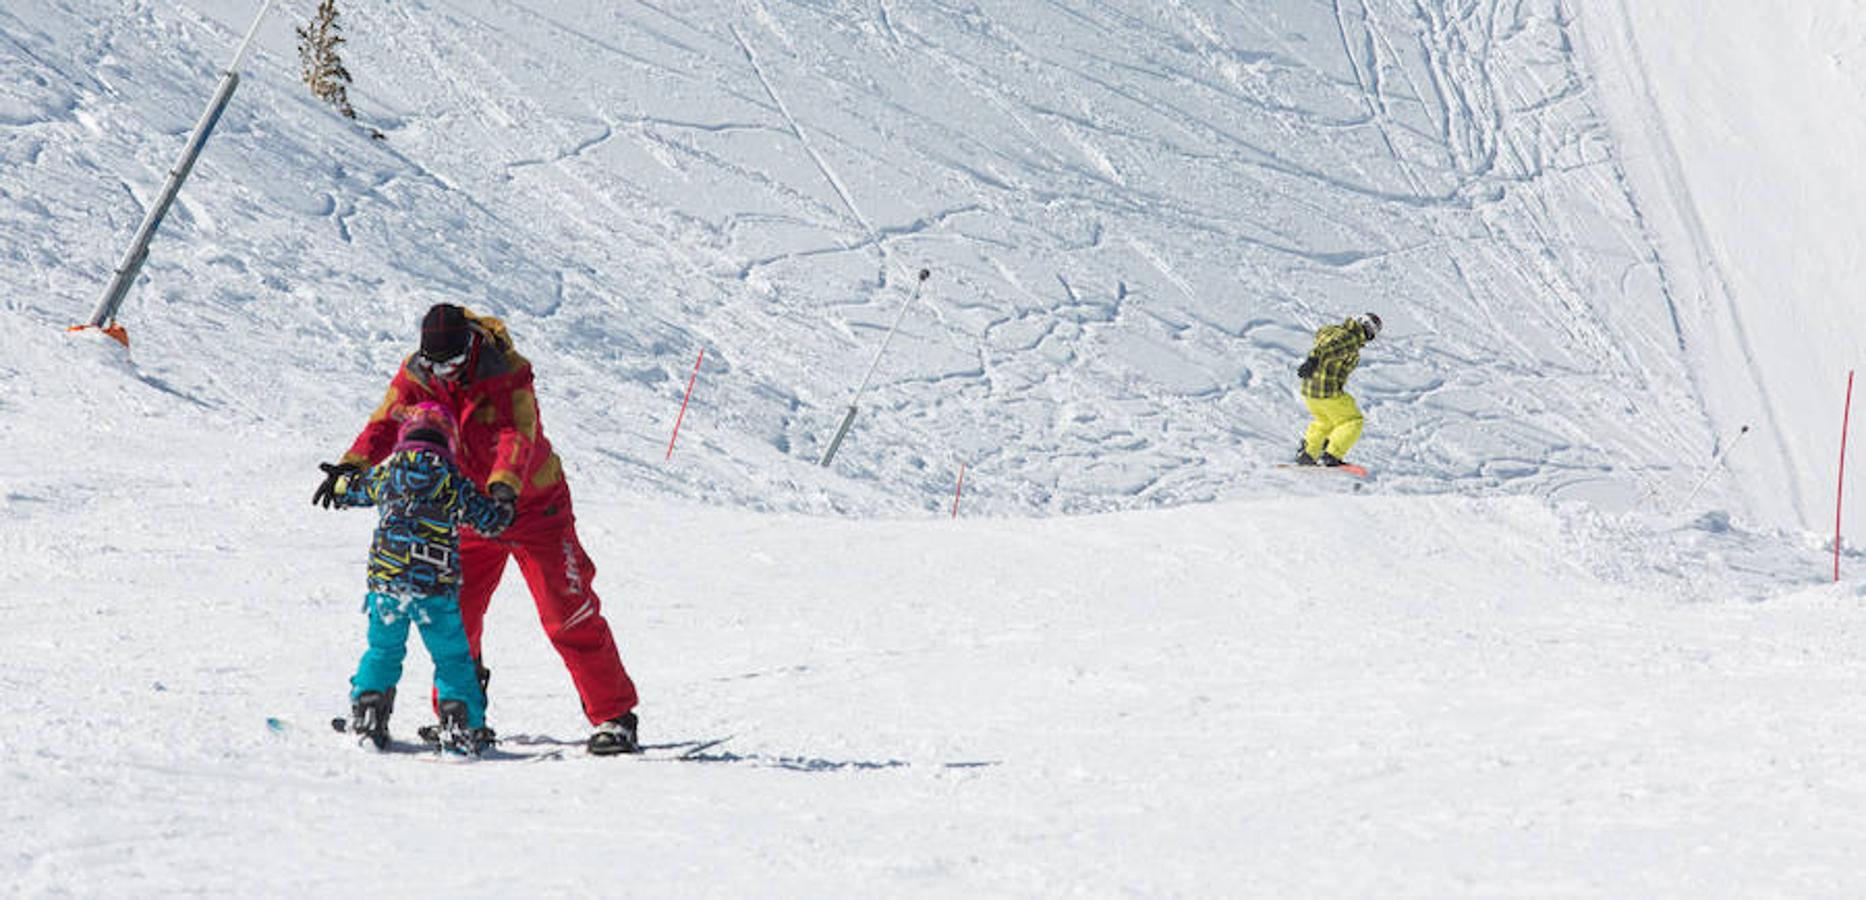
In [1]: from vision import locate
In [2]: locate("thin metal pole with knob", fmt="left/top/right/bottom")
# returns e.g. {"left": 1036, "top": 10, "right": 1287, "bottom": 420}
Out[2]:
{"left": 819, "top": 267, "right": 931, "bottom": 467}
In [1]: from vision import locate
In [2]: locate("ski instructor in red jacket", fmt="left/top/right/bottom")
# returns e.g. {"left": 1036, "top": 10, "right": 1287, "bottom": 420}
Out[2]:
{"left": 314, "top": 303, "right": 641, "bottom": 755}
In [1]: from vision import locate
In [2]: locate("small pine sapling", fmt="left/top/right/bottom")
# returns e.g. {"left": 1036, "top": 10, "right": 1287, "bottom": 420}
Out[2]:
{"left": 296, "top": 0, "right": 362, "bottom": 124}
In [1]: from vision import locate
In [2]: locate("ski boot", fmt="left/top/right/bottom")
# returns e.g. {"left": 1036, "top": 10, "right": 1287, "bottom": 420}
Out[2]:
{"left": 588, "top": 712, "right": 641, "bottom": 756}
{"left": 419, "top": 722, "right": 496, "bottom": 752}
{"left": 422, "top": 661, "right": 492, "bottom": 741}
{"left": 434, "top": 700, "right": 494, "bottom": 757}
{"left": 1319, "top": 452, "right": 1345, "bottom": 467}
{"left": 1294, "top": 447, "right": 1318, "bottom": 467}
{"left": 419, "top": 662, "right": 492, "bottom": 746}
{"left": 345, "top": 687, "right": 395, "bottom": 750}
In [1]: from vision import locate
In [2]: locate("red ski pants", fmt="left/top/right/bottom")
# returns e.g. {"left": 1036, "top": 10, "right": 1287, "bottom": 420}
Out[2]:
{"left": 457, "top": 498, "right": 639, "bottom": 725}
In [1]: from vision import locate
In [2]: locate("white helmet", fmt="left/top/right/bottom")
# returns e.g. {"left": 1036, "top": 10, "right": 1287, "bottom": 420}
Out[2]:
{"left": 1358, "top": 312, "right": 1383, "bottom": 339}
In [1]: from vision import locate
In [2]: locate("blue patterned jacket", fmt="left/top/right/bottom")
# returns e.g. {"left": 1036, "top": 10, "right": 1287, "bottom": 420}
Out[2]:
{"left": 335, "top": 448, "right": 512, "bottom": 597}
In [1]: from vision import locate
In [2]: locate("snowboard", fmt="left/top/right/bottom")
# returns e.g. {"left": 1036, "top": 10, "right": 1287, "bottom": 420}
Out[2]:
{"left": 1276, "top": 462, "right": 1369, "bottom": 478}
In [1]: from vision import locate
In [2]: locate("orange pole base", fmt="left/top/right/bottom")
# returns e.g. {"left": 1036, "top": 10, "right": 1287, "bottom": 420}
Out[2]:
{"left": 68, "top": 322, "right": 130, "bottom": 348}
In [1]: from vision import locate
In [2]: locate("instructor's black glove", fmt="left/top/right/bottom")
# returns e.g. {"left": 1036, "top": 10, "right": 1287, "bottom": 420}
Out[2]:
{"left": 313, "top": 462, "right": 359, "bottom": 508}
{"left": 1296, "top": 356, "right": 1318, "bottom": 379}
{"left": 488, "top": 482, "right": 517, "bottom": 521}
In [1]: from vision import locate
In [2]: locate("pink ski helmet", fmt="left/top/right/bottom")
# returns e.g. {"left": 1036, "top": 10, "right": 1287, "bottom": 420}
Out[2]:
{"left": 395, "top": 402, "right": 459, "bottom": 455}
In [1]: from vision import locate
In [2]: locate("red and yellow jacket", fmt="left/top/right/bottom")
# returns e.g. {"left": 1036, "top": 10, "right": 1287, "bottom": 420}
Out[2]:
{"left": 341, "top": 310, "right": 567, "bottom": 513}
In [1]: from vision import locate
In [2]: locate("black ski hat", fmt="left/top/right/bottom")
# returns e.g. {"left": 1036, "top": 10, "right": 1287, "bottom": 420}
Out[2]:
{"left": 420, "top": 304, "right": 471, "bottom": 361}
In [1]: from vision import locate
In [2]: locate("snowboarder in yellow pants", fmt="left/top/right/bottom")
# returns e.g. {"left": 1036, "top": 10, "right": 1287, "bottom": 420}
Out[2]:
{"left": 1302, "top": 393, "right": 1364, "bottom": 462}
{"left": 1295, "top": 312, "right": 1381, "bottom": 467}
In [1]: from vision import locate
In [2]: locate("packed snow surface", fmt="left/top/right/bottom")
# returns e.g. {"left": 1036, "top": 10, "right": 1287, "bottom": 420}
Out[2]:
{"left": 2, "top": 0, "right": 1863, "bottom": 895}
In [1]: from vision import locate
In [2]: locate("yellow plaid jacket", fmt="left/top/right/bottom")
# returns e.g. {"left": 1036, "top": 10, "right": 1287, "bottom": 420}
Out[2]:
{"left": 1300, "top": 318, "right": 1372, "bottom": 399}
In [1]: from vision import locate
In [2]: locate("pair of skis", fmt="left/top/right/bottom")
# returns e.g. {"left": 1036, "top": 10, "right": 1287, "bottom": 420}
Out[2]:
{"left": 266, "top": 716, "right": 728, "bottom": 762}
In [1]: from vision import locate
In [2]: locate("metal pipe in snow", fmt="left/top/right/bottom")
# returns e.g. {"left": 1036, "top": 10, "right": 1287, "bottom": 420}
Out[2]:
{"left": 86, "top": 0, "right": 275, "bottom": 329}
{"left": 819, "top": 404, "right": 858, "bottom": 468}
{"left": 227, "top": 0, "right": 277, "bottom": 75}
{"left": 850, "top": 268, "right": 932, "bottom": 405}
{"left": 1676, "top": 423, "right": 1751, "bottom": 513}
{"left": 818, "top": 268, "right": 931, "bottom": 467}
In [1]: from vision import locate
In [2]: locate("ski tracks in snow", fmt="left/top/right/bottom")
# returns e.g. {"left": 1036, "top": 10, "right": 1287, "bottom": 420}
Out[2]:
{"left": 0, "top": 0, "right": 1736, "bottom": 516}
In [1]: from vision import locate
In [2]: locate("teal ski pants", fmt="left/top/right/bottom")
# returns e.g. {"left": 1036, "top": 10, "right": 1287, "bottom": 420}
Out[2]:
{"left": 351, "top": 591, "right": 486, "bottom": 728}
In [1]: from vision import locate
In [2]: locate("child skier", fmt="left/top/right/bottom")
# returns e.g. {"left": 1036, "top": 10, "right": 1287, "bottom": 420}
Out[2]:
{"left": 325, "top": 402, "right": 514, "bottom": 755}
{"left": 1294, "top": 312, "right": 1382, "bottom": 467}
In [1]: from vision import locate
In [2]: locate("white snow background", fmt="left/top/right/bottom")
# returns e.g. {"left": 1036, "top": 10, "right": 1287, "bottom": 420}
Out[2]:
{"left": 3, "top": 0, "right": 1865, "bottom": 895}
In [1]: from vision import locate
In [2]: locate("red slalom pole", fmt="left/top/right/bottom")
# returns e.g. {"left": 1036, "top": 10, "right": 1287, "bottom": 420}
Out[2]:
{"left": 666, "top": 347, "right": 705, "bottom": 461}
{"left": 951, "top": 461, "right": 967, "bottom": 519}
{"left": 1838, "top": 370, "right": 1855, "bottom": 583}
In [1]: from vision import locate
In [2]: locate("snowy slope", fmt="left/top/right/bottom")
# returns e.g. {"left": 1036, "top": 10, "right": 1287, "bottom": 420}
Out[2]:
{"left": 7, "top": 324, "right": 1856, "bottom": 896}
{"left": 1574, "top": 0, "right": 1866, "bottom": 534}
{"left": 2, "top": 0, "right": 1730, "bottom": 517}
{"left": 5, "top": 0, "right": 1866, "bottom": 895}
